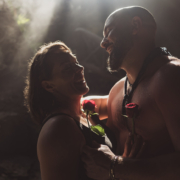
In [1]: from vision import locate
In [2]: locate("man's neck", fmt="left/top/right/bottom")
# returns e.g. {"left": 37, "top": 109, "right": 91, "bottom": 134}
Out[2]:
{"left": 121, "top": 43, "right": 155, "bottom": 84}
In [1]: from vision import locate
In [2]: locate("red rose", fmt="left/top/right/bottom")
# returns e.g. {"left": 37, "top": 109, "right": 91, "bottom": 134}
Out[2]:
{"left": 82, "top": 100, "right": 96, "bottom": 112}
{"left": 125, "top": 103, "right": 139, "bottom": 118}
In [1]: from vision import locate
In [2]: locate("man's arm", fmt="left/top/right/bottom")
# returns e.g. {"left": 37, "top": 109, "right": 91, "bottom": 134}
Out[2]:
{"left": 115, "top": 61, "right": 180, "bottom": 179}
{"left": 114, "top": 152, "right": 180, "bottom": 180}
{"left": 82, "top": 95, "right": 108, "bottom": 120}
{"left": 82, "top": 61, "right": 180, "bottom": 180}
{"left": 115, "top": 60, "right": 180, "bottom": 180}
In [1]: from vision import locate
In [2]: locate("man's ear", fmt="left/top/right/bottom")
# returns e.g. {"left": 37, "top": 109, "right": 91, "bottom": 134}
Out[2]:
{"left": 131, "top": 16, "right": 143, "bottom": 35}
{"left": 41, "top": 81, "right": 54, "bottom": 93}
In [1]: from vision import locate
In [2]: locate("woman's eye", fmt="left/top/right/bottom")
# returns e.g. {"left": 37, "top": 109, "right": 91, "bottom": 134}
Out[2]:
{"left": 64, "top": 62, "right": 80, "bottom": 71}
{"left": 64, "top": 64, "right": 72, "bottom": 70}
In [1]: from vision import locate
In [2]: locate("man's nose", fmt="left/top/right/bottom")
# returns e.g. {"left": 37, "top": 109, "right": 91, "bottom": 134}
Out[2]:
{"left": 100, "top": 37, "right": 108, "bottom": 49}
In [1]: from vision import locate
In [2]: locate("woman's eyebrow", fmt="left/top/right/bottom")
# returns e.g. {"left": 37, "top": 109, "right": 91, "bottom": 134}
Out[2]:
{"left": 59, "top": 60, "right": 68, "bottom": 66}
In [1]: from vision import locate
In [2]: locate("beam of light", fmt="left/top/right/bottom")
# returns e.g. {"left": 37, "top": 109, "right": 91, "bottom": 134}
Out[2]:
{"left": 1, "top": 0, "right": 59, "bottom": 77}
{"left": 5, "top": 0, "right": 58, "bottom": 49}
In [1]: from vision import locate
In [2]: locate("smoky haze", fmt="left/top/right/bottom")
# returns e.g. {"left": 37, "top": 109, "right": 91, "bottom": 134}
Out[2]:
{"left": 0, "top": 0, "right": 58, "bottom": 157}
{"left": 2, "top": 0, "right": 57, "bottom": 71}
{"left": 0, "top": 0, "right": 180, "bottom": 178}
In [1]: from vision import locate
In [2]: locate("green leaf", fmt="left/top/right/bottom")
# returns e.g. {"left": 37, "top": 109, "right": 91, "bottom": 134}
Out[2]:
{"left": 91, "top": 113, "right": 99, "bottom": 116}
{"left": 89, "top": 112, "right": 99, "bottom": 117}
{"left": 90, "top": 124, "right": 105, "bottom": 136}
{"left": 122, "top": 114, "right": 128, "bottom": 118}
{"left": 17, "top": 15, "right": 30, "bottom": 25}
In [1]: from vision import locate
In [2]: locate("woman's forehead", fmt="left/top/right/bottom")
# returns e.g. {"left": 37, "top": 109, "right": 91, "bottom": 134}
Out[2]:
{"left": 52, "top": 52, "right": 76, "bottom": 65}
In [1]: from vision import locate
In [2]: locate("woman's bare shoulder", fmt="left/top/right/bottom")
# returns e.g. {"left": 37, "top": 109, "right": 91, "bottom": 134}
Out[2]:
{"left": 38, "top": 115, "right": 85, "bottom": 156}
{"left": 37, "top": 115, "right": 86, "bottom": 179}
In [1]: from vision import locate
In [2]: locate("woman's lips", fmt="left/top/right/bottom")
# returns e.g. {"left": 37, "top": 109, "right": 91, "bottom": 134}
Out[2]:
{"left": 74, "top": 75, "right": 86, "bottom": 84}
{"left": 74, "top": 79, "right": 86, "bottom": 88}
{"left": 74, "top": 71, "right": 87, "bottom": 86}
{"left": 75, "top": 78, "right": 85, "bottom": 84}
{"left": 74, "top": 71, "right": 84, "bottom": 82}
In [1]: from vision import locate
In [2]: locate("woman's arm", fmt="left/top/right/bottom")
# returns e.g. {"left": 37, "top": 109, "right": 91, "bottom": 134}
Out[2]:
{"left": 37, "top": 115, "right": 85, "bottom": 180}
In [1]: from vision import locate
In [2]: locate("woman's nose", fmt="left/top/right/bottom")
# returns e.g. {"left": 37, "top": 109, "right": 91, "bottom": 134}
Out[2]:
{"left": 75, "top": 64, "right": 84, "bottom": 73}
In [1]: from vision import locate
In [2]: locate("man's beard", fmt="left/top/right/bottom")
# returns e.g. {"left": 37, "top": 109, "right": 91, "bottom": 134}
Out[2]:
{"left": 107, "top": 46, "right": 125, "bottom": 72}
{"left": 107, "top": 34, "right": 133, "bottom": 72}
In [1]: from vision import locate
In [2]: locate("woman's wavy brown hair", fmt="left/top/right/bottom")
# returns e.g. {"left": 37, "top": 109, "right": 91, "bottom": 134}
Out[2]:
{"left": 24, "top": 41, "right": 72, "bottom": 125}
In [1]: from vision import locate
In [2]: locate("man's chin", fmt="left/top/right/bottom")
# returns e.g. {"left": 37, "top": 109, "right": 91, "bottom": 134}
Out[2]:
{"left": 107, "top": 56, "right": 121, "bottom": 72}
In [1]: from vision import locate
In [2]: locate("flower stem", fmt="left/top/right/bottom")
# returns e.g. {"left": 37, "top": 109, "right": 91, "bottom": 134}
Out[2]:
{"left": 132, "top": 118, "right": 135, "bottom": 144}
{"left": 86, "top": 111, "right": 92, "bottom": 146}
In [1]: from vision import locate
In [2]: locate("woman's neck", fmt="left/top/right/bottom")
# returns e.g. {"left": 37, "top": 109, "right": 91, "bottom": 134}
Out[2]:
{"left": 53, "top": 95, "right": 82, "bottom": 117}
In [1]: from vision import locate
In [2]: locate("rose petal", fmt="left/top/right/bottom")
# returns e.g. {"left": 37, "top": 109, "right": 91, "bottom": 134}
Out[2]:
{"left": 125, "top": 103, "right": 139, "bottom": 118}
{"left": 82, "top": 100, "right": 96, "bottom": 111}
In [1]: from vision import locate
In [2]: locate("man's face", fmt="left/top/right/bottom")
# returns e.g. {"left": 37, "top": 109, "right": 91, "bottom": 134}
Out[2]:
{"left": 101, "top": 15, "right": 133, "bottom": 72}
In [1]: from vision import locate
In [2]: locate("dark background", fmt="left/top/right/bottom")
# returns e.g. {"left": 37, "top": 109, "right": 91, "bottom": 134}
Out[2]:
{"left": 0, "top": 0, "right": 180, "bottom": 179}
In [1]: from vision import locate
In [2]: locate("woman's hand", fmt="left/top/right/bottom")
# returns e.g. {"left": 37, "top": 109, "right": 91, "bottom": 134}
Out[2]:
{"left": 81, "top": 134, "right": 145, "bottom": 180}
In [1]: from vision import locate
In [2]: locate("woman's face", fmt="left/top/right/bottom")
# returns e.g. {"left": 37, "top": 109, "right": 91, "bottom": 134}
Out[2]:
{"left": 48, "top": 53, "right": 89, "bottom": 98}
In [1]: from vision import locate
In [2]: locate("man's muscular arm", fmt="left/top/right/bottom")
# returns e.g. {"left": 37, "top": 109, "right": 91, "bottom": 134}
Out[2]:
{"left": 114, "top": 61, "right": 180, "bottom": 180}
{"left": 83, "top": 143, "right": 180, "bottom": 180}
{"left": 115, "top": 153, "right": 180, "bottom": 180}
{"left": 82, "top": 60, "right": 180, "bottom": 180}
{"left": 82, "top": 95, "right": 108, "bottom": 120}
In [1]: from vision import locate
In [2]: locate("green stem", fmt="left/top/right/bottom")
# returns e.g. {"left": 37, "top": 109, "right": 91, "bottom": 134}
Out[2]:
{"left": 86, "top": 111, "right": 92, "bottom": 146}
{"left": 132, "top": 117, "right": 135, "bottom": 144}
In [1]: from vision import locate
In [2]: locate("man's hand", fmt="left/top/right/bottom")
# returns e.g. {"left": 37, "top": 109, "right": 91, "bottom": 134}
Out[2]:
{"left": 122, "top": 134, "right": 146, "bottom": 158}
{"left": 82, "top": 134, "right": 145, "bottom": 180}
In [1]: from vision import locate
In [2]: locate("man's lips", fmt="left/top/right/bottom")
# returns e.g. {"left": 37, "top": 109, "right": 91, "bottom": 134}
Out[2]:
{"left": 106, "top": 44, "right": 113, "bottom": 54}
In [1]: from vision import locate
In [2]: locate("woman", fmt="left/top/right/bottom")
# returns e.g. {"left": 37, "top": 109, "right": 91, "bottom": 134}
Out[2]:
{"left": 24, "top": 41, "right": 144, "bottom": 180}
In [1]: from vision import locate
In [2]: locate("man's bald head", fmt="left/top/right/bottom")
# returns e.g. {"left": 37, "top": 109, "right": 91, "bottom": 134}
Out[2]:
{"left": 108, "top": 6, "right": 157, "bottom": 34}
{"left": 101, "top": 6, "right": 157, "bottom": 72}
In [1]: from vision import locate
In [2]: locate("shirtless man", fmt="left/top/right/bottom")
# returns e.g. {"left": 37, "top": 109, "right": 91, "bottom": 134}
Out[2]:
{"left": 82, "top": 6, "right": 180, "bottom": 180}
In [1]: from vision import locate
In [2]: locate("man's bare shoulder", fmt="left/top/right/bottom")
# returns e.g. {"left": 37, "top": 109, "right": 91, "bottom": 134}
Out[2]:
{"left": 152, "top": 56, "right": 180, "bottom": 97}
{"left": 159, "top": 56, "right": 180, "bottom": 73}
{"left": 109, "top": 76, "right": 126, "bottom": 99}
{"left": 150, "top": 56, "right": 180, "bottom": 151}
{"left": 153, "top": 56, "right": 180, "bottom": 82}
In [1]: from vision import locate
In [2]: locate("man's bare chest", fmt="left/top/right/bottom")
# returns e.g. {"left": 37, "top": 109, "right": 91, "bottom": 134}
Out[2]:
{"left": 109, "top": 82, "right": 173, "bottom": 156}
{"left": 113, "top": 85, "right": 163, "bottom": 131}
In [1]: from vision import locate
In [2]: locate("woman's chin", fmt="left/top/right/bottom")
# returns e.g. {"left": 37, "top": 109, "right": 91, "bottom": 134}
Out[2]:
{"left": 82, "top": 86, "right": 89, "bottom": 95}
{"left": 78, "top": 85, "right": 89, "bottom": 95}
{"left": 73, "top": 82, "right": 89, "bottom": 95}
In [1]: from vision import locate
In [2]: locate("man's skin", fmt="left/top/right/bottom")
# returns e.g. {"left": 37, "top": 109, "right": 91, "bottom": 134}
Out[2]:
{"left": 82, "top": 6, "right": 180, "bottom": 180}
